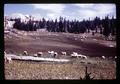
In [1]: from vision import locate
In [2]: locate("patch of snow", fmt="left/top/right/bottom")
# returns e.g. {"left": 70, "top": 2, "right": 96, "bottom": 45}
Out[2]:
{"left": 5, "top": 54, "right": 70, "bottom": 62}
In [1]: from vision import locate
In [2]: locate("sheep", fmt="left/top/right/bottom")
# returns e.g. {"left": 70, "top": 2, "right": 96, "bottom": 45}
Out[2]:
{"left": 71, "top": 52, "right": 87, "bottom": 59}
{"left": 33, "top": 54, "right": 38, "bottom": 57}
{"left": 109, "top": 45, "right": 114, "bottom": 47}
{"left": 53, "top": 52, "right": 58, "bottom": 58}
{"left": 5, "top": 56, "right": 12, "bottom": 63}
{"left": 37, "top": 52, "right": 43, "bottom": 57}
{"left": 81, "top": 33, "right": 87, "bottom": 39}
{"left": 48, "top": 51, "right": 51, "bottom": 54}
{"left": 81, "top": 39, "right": 84, "bottom": 41}
{"left": 73, "top": 52, "right": 78, "bottom": 55}
{"left": 48, "top": 51, "right": 55, "bottom": 57}
{"left": 4, "top": 51, "right": 12, "bottom": 63}
{"left": 48, "top": 51, "right": 58, "bottom": 58}
{"left": 23, "top": 51, "right": 28, "bottom": 56}
{"left": 102, "top": 56, "right": 105, "bottom": 59}
{"left": 81, "top": 55, "right": 87, "bottom": 59}
{"left": 71, "top": 53, "right": 76, "bottom": 57}
{"left": 77, "top": 54, "right": 87, "bottom": 59}
{"left": 4, "top": 51, "right": 6, "bottom": 55}
{"left": 61, "top": 52, "right": 67, "bottom": 56}
{"left": 71, "top": 52, "right": 79, "bottom": 58}
{"left": 48, "top": 51, "right": 54, "bottom": 54}
{"left": 93, "top": 39, "right": 97, "bottom": 41}
{"left": 115, "top": 56, "right": 117, "bottom": 62}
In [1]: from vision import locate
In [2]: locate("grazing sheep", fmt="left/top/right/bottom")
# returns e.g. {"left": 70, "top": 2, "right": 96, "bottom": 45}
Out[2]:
{"left": 4, "top": 51, "right": 7, "bottom": 57}
{"left": 23, "top": 51, "right": 28, "bottom": 56}
{"left": 80, "top": 39, "right": 84, "bottom": 41}
{"left": 82, "top": 55, "right": 87, "bottom": 59}
{"left": 73, "top": 52, "right": 78, "bottom": 55}
{"left": 109, "top": 45, "right": 114, "bottom": 47}
{"left": 81, "top": 34, "right": 86, "bottom": 39}
{"left": 4, "top": 51, "right": 6, "bottom": 55}
{"left": 93, "top": 39, "right": 97, "bottom": 41}
{"left": 71, "top": 52, "right": 87, "bottom": 59}
{"left": 77, "top": 54, "right": 82, "bottom": 58}
{"left": 61, "top": 52, "right": 66, "bottom": 56}
{"left": 48, "top": 51, "right": 54, "bottom": 54}
{"left": 77, "top": 54, "right": 87, "bottom": 59}
{"left": 5, "top": 56, "right": 12, "bottom": 63}
{"left": 48, "top": 51, "right": 50, "bottom": 54}
{"left": 37, "top": 52, "right": 43, "bottom": 57}
{"left": 102, "top": 56, "right": 105, "bottom": 59}
{"left": 33, "top": 54, "right": 38, "bottom": 57}
{"left": 48, "top": 51, "right": 54, "bottom": 57}
{"left": 54, "top": 52, "right": 58, "bottom": 58}
{"left": 48, "top": 51, "right": 51, "bottom": 54}
{"left": 71, "top": 52, "right": 79, "bottom": 58}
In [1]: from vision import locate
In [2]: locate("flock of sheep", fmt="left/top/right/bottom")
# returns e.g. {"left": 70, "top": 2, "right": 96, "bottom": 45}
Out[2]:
{"left": 24, "top": 51, "right": 87, "bottom": 59}
{"left": 4, "top": 50, "right": 117, "bottom": 63}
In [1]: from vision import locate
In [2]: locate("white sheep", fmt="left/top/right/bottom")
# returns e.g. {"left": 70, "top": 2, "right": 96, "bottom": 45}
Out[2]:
{"left": 73, "top": 52, "right": 78, "bottom": 55}
{"left": 71, "top": 52, "right": 87, "bottom": 59}
{"left": 48, "top": 51, "right": 54, "bottom": 54}
{"left": 81, "top": 33, "right": 86, "bottom": 39}
{"left": 37, "top": 52, "right": 43, "bottom": 57}
{"left": 81, "top": 55, "right": 87, "bottom": 59}
{"left": 77, "top": 54, "right": 82, "bottom": 58}
{"left": 54, "top": 52, "right": 58, "bottom": 58}
{"left": 33, "top": 54, "right": 38, "bottom": 57}
{"left": 81, "top": 39, "right": 84, "bottom": 41}
{"left": 4, "top": 51, "right": 6, "bottom": 55}
{"left": 115, "top": 56, "right": 117, "bottom": 59}
{"left": 23, "top": 51, "right": 28, "bottom": 56}
{"left": 48, "top": 51, "right": 54, "bottom": 57}
{"left": 71, "top": 52, "right": 79, "bottom": 58}
{"left": 61, "top": 52, "right": 66, "bottom": 56}
{"left": 5, "top": 56, "right": 12, "bottom": 63}
{"left": 109, "top": 45, "right": 114, "bottom": 47}
{"left": 102, "top": 56, "right": 105, "bottom": 59}
{"left": 77, "top": 54, "right": 87, "bottom": 59}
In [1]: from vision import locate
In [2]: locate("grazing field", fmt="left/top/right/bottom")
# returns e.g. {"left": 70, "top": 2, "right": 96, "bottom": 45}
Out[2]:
{"left": 4, "top": 29, "right": 116, "bottom": 79}
{"left": 5, "top": 58, "right": 116, "bottom": 79}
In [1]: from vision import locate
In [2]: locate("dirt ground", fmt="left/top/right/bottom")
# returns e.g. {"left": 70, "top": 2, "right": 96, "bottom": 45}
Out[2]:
{"left": 4, "top": 29, "right": 116, "bottom": 79}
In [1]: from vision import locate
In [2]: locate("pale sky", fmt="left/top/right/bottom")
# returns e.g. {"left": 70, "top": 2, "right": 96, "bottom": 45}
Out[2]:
{"left": 4, "top": 4, "right": 116, "bottom": 21}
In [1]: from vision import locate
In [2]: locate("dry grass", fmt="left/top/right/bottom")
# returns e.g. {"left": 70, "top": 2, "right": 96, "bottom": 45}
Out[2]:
{"left": 5, "top": 57, "right": 116, "bottom": 80}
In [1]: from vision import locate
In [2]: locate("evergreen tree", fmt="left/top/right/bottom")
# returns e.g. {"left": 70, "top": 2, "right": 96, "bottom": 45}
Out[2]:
{"left": 102, "top": 16, "right": 111, "bottom": 39}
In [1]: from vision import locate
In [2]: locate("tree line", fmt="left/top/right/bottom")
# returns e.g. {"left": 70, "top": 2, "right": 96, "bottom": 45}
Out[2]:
{"left": 12, "top": 16, "right": 116, "bottom": 38}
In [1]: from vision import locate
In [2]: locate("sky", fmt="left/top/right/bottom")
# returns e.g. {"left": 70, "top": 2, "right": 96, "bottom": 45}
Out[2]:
{"left": 4, "top": 4, "right": 116, "bottom": 21}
